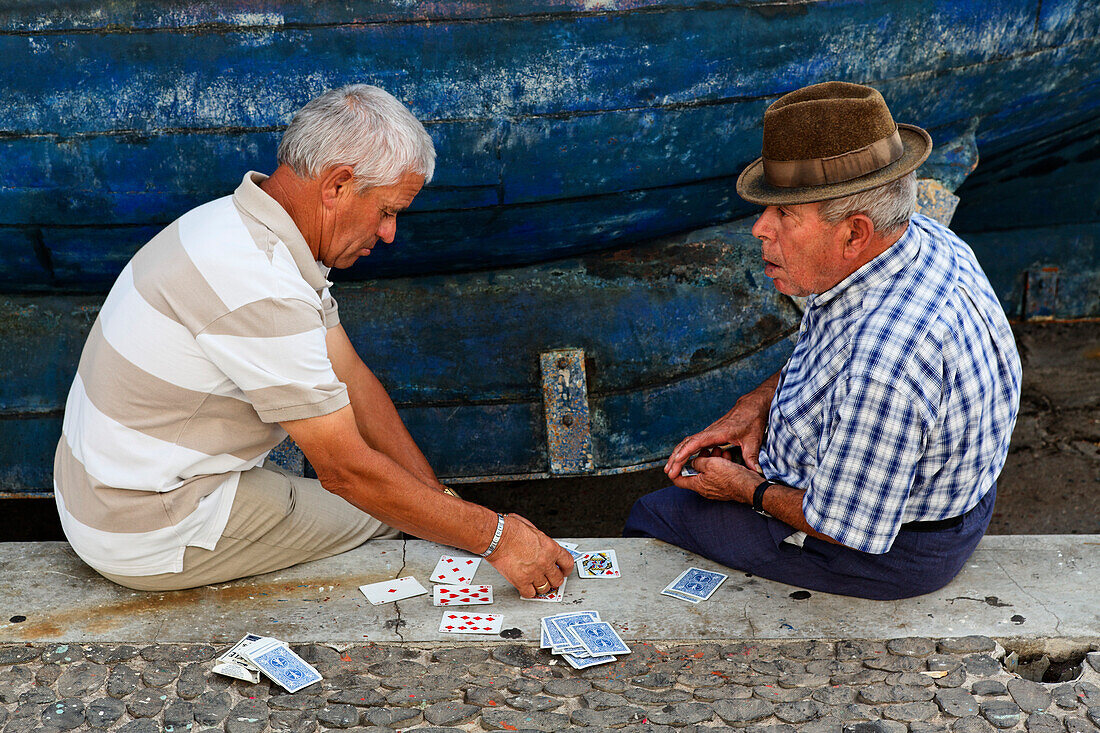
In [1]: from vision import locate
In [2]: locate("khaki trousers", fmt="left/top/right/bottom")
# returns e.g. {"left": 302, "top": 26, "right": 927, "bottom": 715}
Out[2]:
{"left": 98, "top": 463, "right": 399, "bottom": 591}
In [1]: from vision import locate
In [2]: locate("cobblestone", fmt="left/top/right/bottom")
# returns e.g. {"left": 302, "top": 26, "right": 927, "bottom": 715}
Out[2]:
{"left": 0, "top": 639, "right": 1096, "bottom": 732}
{"left": 1009, "top": 678, "right": 1053, "bottom": 714}
{"left": 982, "top": 699, "right": 1025, "bottom": 729}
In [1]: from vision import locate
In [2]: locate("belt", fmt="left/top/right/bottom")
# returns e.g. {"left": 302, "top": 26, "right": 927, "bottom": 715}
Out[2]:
{"left": 900, "top": 508, "right": 970, "bottom": 533}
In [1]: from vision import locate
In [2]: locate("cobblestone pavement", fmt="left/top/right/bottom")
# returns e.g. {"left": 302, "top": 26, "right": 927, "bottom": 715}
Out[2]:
{"left": 2, "top": 637, "right": 1099, "bottom": 732}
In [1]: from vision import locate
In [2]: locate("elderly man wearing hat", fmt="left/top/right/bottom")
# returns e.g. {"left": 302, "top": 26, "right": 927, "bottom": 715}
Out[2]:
{"left": 625, "top": 82, "right": 1021, "bottom": 600}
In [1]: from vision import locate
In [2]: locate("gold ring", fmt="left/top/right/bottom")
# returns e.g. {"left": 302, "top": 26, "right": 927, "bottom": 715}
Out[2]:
{"left": 535, "top": 582, "right": 552, "bottom": 593}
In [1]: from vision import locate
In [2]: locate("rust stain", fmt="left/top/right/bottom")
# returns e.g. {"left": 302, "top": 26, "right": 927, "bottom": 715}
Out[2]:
{"left": 1084, "top": 347, "right": 1100, "bottom": 360}
{"left": 1, "top": 573, "right": 382, "bottom": 641}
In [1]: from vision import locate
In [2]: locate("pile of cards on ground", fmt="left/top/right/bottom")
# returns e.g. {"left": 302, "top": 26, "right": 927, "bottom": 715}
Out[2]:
{"left": 213, "top": 633, "right": 322, "bottom": 692}
{"left": 540, "top": 610, "right": 630, "bottom": 669}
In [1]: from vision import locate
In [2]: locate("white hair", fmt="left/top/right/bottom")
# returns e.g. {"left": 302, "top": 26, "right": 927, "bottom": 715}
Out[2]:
{"left": 277, "top": 84, "right": 436, "bottom": 190}
{"left": 818, "top": 171, "right": 917, "bottom": 233}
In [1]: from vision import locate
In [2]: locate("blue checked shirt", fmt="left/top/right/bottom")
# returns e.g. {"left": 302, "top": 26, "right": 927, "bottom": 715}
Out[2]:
{"left": 758, "top": 214, "right": 1021, "bottom": 554}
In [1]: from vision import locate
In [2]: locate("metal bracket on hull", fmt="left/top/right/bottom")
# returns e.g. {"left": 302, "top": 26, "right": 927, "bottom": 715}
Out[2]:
{"left": 540, "top": 348, "right": 595, "bottom": 475}
{"left": 1025, "top": 267, "right": 1060, "bottom": 321}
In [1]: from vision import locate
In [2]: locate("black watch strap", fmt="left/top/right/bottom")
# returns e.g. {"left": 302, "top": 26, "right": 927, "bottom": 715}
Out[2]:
{"left": 753, "top": 479, "right": 780, "bottom": 516}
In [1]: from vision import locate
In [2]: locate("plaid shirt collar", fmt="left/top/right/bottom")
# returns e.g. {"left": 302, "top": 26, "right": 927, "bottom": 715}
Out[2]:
{"left": 807, "top": 219, "right": 921, "bottom": 311}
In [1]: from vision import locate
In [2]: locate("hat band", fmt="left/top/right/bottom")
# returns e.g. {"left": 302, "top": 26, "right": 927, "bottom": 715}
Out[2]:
{"left": 762, "top": 128, "right": 904, "bottom": 188}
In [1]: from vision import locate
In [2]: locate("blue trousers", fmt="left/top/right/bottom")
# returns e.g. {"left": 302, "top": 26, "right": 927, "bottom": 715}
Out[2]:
{"left": 623, "top": 484, "right": 995, "bottom": 600}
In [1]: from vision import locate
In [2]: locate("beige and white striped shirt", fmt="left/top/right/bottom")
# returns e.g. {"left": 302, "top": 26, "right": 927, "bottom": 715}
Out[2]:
{"left": 54, "top": 172, "right": 349, "bottom": 576}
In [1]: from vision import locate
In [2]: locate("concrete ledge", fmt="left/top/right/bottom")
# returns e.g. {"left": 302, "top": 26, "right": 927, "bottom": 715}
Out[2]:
{"left": 0, "top": 535, "right": 1095, "bottom": 645}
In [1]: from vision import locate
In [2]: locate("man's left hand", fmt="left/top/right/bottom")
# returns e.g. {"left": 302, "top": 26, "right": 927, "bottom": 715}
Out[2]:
{"left": 671, "top": 454, "right": 762, "bottom": 503}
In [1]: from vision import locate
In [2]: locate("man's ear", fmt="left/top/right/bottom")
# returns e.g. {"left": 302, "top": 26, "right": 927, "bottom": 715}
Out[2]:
{"left": 842, "top": 214, "right": 875, "bottom": 259}
{"left": 318, "top": 166, "right": 356, "bottom": 210}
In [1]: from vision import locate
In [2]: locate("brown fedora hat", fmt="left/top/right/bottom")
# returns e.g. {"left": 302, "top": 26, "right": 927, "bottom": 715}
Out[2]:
{"left": 736, "top": 81, "right": 932, "bottom": 205}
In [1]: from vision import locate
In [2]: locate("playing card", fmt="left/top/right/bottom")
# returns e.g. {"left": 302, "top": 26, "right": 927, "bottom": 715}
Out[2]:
{"left": 571, "top": 621, "right": 631, "bottom": 656}
{"left": 562, "top": 651, "right": 617, "bottom": 669}
{"left": 541, "top": 610, "right": 599, "bottom": 649}
{"left": 432, "top": 584, "right": 493, "bottom": 606}
{"left": 212, "top": 661, "right": 260, "bottom": 684}
{"left": 577, "top": 550, "right": 621, "bottom": 578}
{"left": 665, "top": 567, "right": 728, "bottom": 601}
{"left": 438, "top": 612, "right": 503, "bottom": 634}
{"left": 429, "top": 554, "right": 482, "bottom": 585}
{"left": 680, "top": 451, "right": 702, "bottom": 477}
{"left": 661, "top": 587, "right": 703, "bottom": 604}
{"left": 217, "top": 633, "right": 266, "bottom": 669}
{"left": 359, "top": 576, "right": 429, "bottom": 605}
{"left": 520, "top": 575, "right": 566, "bottom": 602}
{"left": 243, "top": 637, "right": 323, "bottom": 693}
{"left": 555, "top": 540, "right": 579, "bottom": 551}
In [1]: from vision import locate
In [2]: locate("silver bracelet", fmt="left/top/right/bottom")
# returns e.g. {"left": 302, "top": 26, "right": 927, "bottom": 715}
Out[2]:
{"left": 479, "top": 513, "right": 506, "bottom": 558}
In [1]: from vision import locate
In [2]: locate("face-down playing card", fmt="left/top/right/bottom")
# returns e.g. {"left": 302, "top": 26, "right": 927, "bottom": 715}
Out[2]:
{"left": 577, "top": 550, "right": 621, "bottom": 578}
{"left": 243, "top": 637, "right": 323, "bottom": 693}
{"left": 438, "top": 612, "right": 503, "bottom": 634}
{"left": 430, "top": 554, "right": 482, "bottom": 585}
{"left": 432, "top": 584, "right": 493, "bottom": 606}
{"left": 570, "top": 621, "right": 631, "bottom": 656}
{"left": 663, "top": 567, "right": 728, "bottom": 601}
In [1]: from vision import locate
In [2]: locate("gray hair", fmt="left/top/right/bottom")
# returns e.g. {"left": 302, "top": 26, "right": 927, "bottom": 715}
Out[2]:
{"left": 818, "top": 171, "right": 917, "bottom": 233}
{"left": 277, "top": 84, "right": 436, "bottom": 190}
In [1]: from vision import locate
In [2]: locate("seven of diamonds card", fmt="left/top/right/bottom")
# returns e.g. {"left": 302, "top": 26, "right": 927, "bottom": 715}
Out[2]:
{"left": 577, "top": 550, "right": 621, "bottom": 578}
{"left": 432, "top": 584, "right": 493, "bottom": 606}
{"left": 430, "top": 554, "right": 482, "bottom": 585}
{"left": 438, "top": 612, "right": 504, "bottom": 634}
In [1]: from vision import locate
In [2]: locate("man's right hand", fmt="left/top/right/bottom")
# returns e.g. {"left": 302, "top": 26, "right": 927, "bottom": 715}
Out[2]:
{"left": 664, "top": 372, "right": 780, "bottom": 478}
{"left": 484, "top": 513, "right": 574, "bottom": 598}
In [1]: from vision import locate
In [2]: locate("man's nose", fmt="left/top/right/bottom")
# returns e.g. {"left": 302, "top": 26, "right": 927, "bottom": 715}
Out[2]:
{"left": 378, "top": 218, "right": 397, "bottom": 244}
{"left": 751, "top": 207, "right": 776, "bottom": 241}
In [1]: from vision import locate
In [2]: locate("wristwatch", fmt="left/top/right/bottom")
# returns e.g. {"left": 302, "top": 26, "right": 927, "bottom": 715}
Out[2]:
{"left": 753, "top": 479, "right": 781, "bottom": 517}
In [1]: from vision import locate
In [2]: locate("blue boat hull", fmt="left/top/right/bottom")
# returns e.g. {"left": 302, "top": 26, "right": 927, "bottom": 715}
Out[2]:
{"left": 0, "top": 1, "right": 1097, "bottom": 493}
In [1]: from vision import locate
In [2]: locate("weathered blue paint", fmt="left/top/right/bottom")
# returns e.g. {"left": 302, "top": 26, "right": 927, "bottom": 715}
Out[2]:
{"left": 0, "top": 222, "right": 800, "bottom": 492}
{"left": 0, "top": 1, "right": 1097, "bottom": 282}
{"left": 0, "top": 1, "right": 1098, "bottom": 493}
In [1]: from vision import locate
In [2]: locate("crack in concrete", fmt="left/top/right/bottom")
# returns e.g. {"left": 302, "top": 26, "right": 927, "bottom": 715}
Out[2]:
{"left": 742, "top": 602, "right": 757, "bottom": 639}
{"left": 992, "top": 556, "right": 1064, "bottom": 635}
{"left": 390, "top": 538, "right": 409, "bottom": 643}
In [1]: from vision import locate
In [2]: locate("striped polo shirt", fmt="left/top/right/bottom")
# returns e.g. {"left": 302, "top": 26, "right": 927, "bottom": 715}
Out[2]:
{"left": 54, "top": 172, "right": 350, "bottom": 576}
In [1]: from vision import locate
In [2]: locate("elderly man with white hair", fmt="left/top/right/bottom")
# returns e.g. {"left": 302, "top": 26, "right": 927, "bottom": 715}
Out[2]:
{"left": 626, "top": 82, "right": 1021, "bottom": 600}
{"left": 55, "top": 84, "right": 573, "bottom": 595}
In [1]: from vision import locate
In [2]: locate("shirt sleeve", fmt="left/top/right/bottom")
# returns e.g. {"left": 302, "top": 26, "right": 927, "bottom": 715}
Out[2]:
{"left": 195, "top": 296, "right": 349, "bottom": 423}
{"left": 320, "top": 286, "right": 340, "bottom": 329}
{"left": 801, "top": 374, "right": 927, "bottom": 554}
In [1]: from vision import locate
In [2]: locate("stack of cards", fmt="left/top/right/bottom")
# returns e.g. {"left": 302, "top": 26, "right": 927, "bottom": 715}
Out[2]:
{"left": 661, "top": 567, "right": 728, "bottom": 603}
{"left": 213, "top": 634, "right": 322, "bottom": 693}
{"left": 213, "top": 633, "right": 266, "bottom": 683}
{"left": 539, "top": 611, "right": 631, "bottom": 669}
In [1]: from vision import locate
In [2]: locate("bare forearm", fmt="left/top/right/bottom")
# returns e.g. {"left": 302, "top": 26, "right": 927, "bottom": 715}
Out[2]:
{"left": 320, "top": 445, "right": 494, "bottom": 551}
{"left": 737, "top": 370, "right": 780, "bottom": 416}
{"left": 759, "top": 484, "right": 840, "bottom": 545}
{"left": 342, "top": 361, "right": 444, "bottom": 489}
